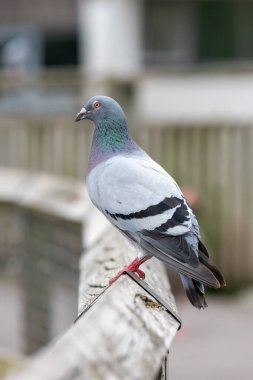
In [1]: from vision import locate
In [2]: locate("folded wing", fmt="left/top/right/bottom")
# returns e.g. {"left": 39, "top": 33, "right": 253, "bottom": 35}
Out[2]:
{"left": 87, "top": 155, "right": 225, "bottom": 288}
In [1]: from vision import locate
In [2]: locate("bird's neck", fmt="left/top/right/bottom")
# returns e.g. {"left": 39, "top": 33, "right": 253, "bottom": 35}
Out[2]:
{"left": 88, "top": 117, "right": 138, "bottom": 173}
{"left": 93, "top": 117, "right": 130, "bottom": 150}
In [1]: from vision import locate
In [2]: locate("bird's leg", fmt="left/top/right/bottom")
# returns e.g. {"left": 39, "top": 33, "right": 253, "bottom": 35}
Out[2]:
{"left": 108, "top": 256, "right": 151, "bottom": 285}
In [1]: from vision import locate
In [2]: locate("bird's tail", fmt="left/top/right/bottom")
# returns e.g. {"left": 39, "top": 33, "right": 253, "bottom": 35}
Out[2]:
{"left": 198, "top": 249, "right": 226, "bottom": 288}
{"left": 180, "top": 274, "right": 208, "bottom": 309}
{"left": 179, "top": 240, "right": 225, "bottom": 309}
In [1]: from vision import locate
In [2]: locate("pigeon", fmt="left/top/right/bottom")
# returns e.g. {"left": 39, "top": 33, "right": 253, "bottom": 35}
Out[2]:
{"left": 75, "top": 95, "right": 225, "bottom": 309}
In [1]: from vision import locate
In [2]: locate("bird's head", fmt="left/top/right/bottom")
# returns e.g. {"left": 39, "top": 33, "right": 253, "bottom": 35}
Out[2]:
{"left": 75, "top": 95, "right": 126, "bottom": 124}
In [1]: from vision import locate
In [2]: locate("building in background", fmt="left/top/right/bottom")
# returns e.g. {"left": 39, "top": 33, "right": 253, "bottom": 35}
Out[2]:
{"left": 78, "top": 0, "right": 253, "bottom": 124}
{"left": 0, "top": 0, "right": 253, "bottom": 70}
{"left": 144, "top": 1, "right": 253, "bottom": 66}
{"left": 80, "top": 0, "right": 253, "bottom": 73}
{"left": 0, "top": 0, "right": 77, "bottom": 69}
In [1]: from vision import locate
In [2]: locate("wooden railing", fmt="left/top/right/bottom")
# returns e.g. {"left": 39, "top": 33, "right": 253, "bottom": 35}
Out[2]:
{"left": 8, "top": 230, "right": 180, "bottom": 380}
{"left": 1, "top": 169, "right": 180, "bottom": 380}
{"left": 0, "top": 169, "right": 88, "bottom": 353}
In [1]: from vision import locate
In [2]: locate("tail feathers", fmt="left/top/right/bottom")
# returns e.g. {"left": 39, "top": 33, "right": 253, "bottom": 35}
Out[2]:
{"left": 198, "top": 250, "right": 226, "bottom": 287}
{"left": 180, "top": 274, "right": 208, "bottom": 309}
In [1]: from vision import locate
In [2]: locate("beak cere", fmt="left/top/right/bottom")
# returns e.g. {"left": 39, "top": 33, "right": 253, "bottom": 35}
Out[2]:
{"left": 75, "top": 107, "right": 88, "bottom": 122}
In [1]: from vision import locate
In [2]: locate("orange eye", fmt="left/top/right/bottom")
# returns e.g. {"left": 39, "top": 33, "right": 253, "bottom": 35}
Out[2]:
{"left": 93, "top": 101, "right": 100, "bottom": 109}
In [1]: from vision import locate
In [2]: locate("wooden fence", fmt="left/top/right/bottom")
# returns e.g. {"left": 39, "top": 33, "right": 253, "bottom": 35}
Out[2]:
{"left": 0, "top": 116, "right": 253, "bottom": 286}
{"left": 0, "top": 116, "right": 92, "bottom": 179}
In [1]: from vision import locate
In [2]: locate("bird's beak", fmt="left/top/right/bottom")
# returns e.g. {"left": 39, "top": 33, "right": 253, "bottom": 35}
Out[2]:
{"left": 75, "top": 107, "right": 88, "bottom": 122}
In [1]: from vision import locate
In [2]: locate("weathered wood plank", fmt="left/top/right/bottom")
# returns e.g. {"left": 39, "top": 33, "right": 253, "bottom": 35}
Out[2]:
{"left": 8, "top": 278, "right": 177, "bottom": 380}
{"left": 78, "top": 228, "right": 179, "bottom": 323}
{"left": 0, "top": 170, "right": 90, "bottom": 353}
{"left": 7, "top": 226, "right": 179, "bottom": 380}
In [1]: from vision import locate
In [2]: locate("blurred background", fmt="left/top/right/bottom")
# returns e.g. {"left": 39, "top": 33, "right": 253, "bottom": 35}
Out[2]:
{"left": 0, "top": 0, "right": 253, "bottom": 378}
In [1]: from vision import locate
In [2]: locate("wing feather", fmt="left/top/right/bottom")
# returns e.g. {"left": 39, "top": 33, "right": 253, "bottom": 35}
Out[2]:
{"left": 87, "top": 155, "right": 217, "bottom": 280}
{"left": 139, "top": 236, "right": 221, "bottom": 288}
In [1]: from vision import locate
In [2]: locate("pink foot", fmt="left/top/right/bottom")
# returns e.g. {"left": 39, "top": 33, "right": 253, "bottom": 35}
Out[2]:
{"left": 108, "top": 256, "right": 150, "bottom": 285}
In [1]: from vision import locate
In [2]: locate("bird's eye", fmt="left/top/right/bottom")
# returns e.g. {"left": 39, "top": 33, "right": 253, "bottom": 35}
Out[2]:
{"left": 93, "top": 101, "right": 100, "bottom": 109}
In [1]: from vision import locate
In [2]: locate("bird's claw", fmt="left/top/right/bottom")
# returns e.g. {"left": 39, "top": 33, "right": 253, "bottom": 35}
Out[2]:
{"left": 123, "top": 262, "right": 146, "bottom": 280}
{"left": 108, "top": 259, "right": 146, "bottom": 285}
{"left": 135, "top": 268, "right": 145, "bottom": 279}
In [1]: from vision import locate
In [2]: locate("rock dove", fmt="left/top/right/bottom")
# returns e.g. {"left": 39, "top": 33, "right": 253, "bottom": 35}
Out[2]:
{"left": 75, "top": 95, "right": 225, "bottom": 309}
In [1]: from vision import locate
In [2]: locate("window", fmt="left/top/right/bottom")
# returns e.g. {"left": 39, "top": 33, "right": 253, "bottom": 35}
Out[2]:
{"left": 144, "top": 0, "right": 253, "bottom": 66}
{"left": 199, "top": 1, "right": 235, "bottom": 60}
{"left": 144, "top": 1, "right": 198, "bottom": 65}
{"left": 44, "top": 34, "right": 77, "bottom": 66}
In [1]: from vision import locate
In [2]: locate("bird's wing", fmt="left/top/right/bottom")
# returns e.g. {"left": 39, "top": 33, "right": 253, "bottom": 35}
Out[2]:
{"left": 88, "top": 155, "right": 199, "bottom": 263}
{"left": 87, "top": 155, "right": 191, "bottom": 232}
{"left": 87, "top": 155, "right": 221, "bottom": 288}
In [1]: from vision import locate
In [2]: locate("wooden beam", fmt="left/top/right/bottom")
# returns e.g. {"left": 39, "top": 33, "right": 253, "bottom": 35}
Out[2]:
{"left": 8, "top": 228, "right": 180, "bottom": 380}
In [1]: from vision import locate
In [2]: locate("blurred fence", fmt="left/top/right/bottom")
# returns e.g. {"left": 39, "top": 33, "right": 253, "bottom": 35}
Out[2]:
{"left": 0, "top": 115, "right": 93, "bottom": 179}
{"left": 0, "top": 114, "right": 253, "bottom": 287}
{"left": 0, "top": 170, "right": 87, "bottom": 354}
